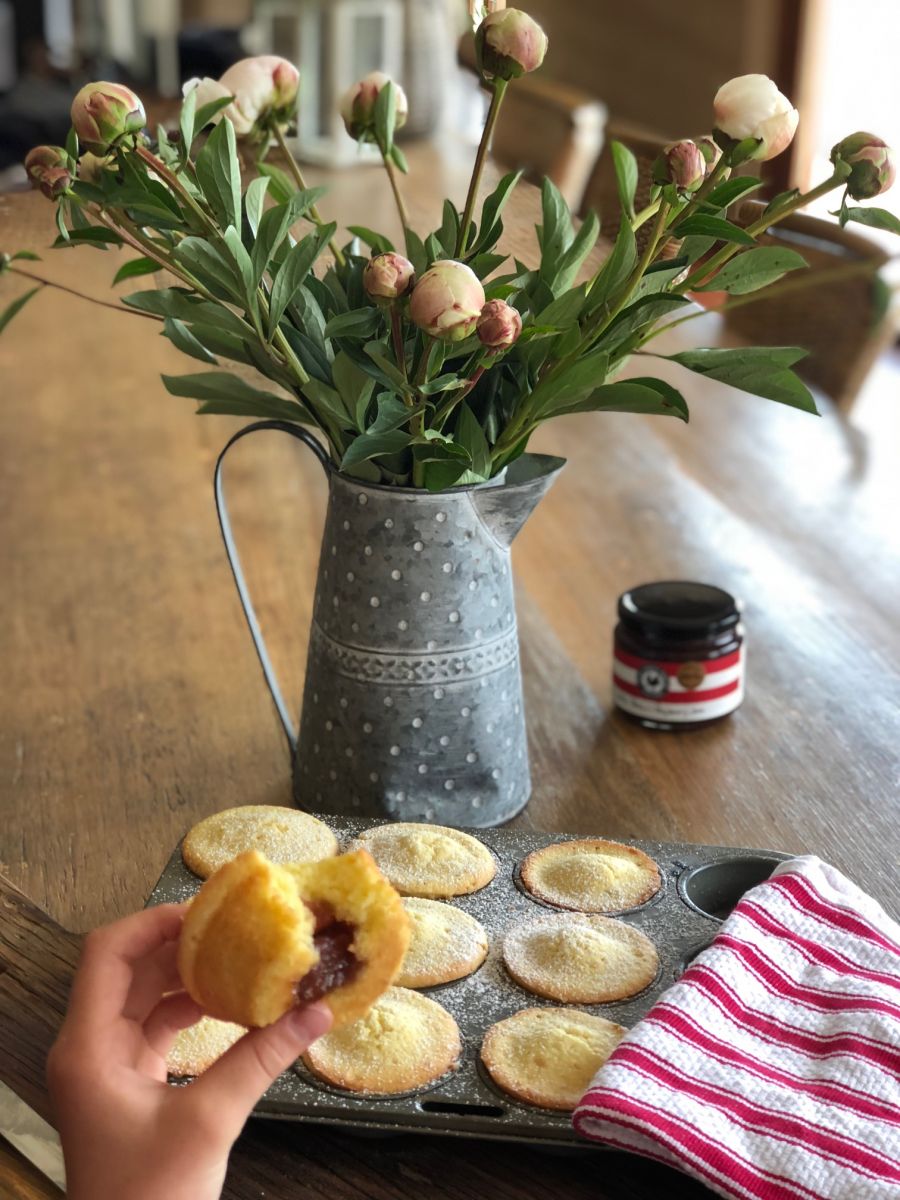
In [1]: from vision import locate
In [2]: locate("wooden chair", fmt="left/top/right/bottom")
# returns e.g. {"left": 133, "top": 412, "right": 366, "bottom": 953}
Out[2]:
{"left": 457, "top": 34, "right": 606, "bottom": 211}
{"left": 724, "top": 200, "right": 895, "bottom": 408}
{"left": 579, "top": 117, "right": 674, "bottom": 228}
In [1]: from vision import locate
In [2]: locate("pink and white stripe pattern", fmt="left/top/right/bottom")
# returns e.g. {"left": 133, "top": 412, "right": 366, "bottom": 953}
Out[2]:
{"left": 574, "top": 857, "right": 900, "bottom": 1199}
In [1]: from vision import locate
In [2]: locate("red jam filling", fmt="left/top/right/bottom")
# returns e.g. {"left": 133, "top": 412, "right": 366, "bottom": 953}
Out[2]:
{"left": 295, "top": 901, "right": 361, "bottom": 1005}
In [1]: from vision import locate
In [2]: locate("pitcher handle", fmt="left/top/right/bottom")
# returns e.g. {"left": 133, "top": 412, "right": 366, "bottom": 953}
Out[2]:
{"left": 214, "top": 420, "right": 330, "bottom": 753}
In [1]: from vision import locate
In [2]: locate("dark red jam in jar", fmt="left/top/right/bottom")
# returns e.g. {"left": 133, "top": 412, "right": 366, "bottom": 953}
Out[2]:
{"left": 613, "top": 581, "right": 744, "bottom": 731}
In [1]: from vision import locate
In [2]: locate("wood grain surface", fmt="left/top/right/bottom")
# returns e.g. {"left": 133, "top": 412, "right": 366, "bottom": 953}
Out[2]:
{"left": 1, "top": 138, "right": 898, "bottom": 1198}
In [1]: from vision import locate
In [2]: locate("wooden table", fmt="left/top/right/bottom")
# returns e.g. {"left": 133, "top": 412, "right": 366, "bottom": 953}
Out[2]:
{"left": 1, "top": 140, "right": 899, "bottom": 1199}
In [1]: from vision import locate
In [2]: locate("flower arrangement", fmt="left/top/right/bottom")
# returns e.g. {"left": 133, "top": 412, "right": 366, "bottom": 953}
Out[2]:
{"left": 5, "top": 13, "right": 898, "bottom": 491}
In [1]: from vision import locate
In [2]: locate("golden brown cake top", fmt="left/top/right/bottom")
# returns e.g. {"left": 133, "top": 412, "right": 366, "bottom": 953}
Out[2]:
{"left": 520, "top": 838, "right": 660, "bottom": 913}
{"left": 182, "top": 805, "right": 338, "bottom": 878}
{"left": 353, "top": 822, "right": 496, "bottom": 897}
{"left": 481, "top": 1008, "right": 626, "bottom": 1111}
{"left": 397, "top": 897, "right": 488, "bottom": 988}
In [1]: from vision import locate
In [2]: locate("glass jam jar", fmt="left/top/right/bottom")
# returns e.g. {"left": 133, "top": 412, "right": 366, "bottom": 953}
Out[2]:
{"left": 613, "top": 581, "right": 744, "bottom": 730}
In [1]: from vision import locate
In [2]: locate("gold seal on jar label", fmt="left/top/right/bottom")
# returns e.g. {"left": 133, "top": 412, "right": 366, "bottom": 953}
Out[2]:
{"left": 677, "top": 661, "right": 706, "bottom": 689}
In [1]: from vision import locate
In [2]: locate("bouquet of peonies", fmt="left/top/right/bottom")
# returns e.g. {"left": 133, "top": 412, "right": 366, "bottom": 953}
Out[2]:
{"left": 5, "top": 10, "right": 898, "bottom": 489}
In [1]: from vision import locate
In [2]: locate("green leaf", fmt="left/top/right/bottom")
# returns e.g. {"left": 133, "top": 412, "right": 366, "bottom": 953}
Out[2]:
{"left": 538, "top": 178, "right": 574, "bottom": 284}
{"left": 530, "top": 348, "right": 610, "bottom": 417}
{"left": 842, "top": 206, "right": 900, "bottom": 236}
{"left": 10, "top": 250, "right": 41, "bottom": 262}
{"left": 536, "top": 283, "right": 587, "bottom": 330}
{"left": 633, "top": 257, "right": 689, "bottom": 298}
{"left": 666, "top": 346, "right": 817, "bottom": 412}
{"left": 674, "top": 215, "right": 756, "bottom": 245}
{"left": 256, "top": 162, "right": 295, "bottom": 205}
{"left": 223, "top": 225, "right": 256, "bottom": 308}
{"left": 364, "top": 341, "right": 410, "bottom": 393}
{"left": 244, "top": 176, "right": 270, "bottom": 237}
{"left": 610, "top": 141, "right": 639, "bottom": 220}
{"left": 369, "top": 393, "right": 415, "bottom": 434}
{"left": 679, "top": 235, "right": 716, "bottom": 265}
{"left": 586, "top": 217, "right": 636, "bottom": 314}
{"left": 123, "top": 288, "right": 251, "bottom": 339}
{"left": 437, "top": 199, "right": 460, "bottom": 257}
{"left": 0, "top": 285, "right": 41, "bottom": 334}
{"left": 179, "top": 87, "right": 197, "bottom": 154}
{"left": 704, "top": 177, "right": 763, "bottom": 209}
{"left": 556, "top": 377, "right": 689, "bottom": 420}
{"left": 268, "top": 223, "right": 336, "bottom": 336}
{"left": 595, "top": 293, "right": 690, "bottom": 352}
{"left": 404, "top": 227, "right": 428, "bottom": 276}
{"left": 195, "top": 396, "right": 312, "bottom": 422}
{"left": 552, "top": 209, "right": 600, "bottom": 294}
{"left": 390, "top": 143, "right": 409, "bottom": 173}
{"left": 468, "top": 251, "right": 508, "bottom": 279}
{"left": 455, "top": 402, "right": 491, "bottom": 478}
{"left": 251, "top": 187, "right": 328, "bottom": 284}
{"left": 194, "top": 96, "right": 234, "bottom": 135}
{"left": 52, "top": 226, "right": 123, "bottom": 248}
{"left": 417, "top": 374, "right": 463, "bottom": 395}
{"left": 468, "top": 169, "right": 522, "bottom": 256}
{"left": 696, "top": 246, "right": 808, "bottom": 295}
{"left": 347, "top": 226, "right": 395, "bottom": 254}
{"left": 162, "top": 316, "right": 218, "bottom": 364}
{"left": 161, "top": 371, "right": 307, "bottom": 422}
{"left": 763, "top": 188, "right": 801, "bottom": 218}
{"left": 374, "top": 80, "right": 397, "bottom": 152}
{"left": 65, "top": 127, "right": 79, "bottom": 162}
{"left": 341, "top": 428, "right": 411, "bottom": 469}
{"left": 324, "top": 307, "right": 383, "bottom": 340}
{"left": 332, "top": 351, "right": 375, "bottom": 430}
{"left": 195, "top": 117, "right": 241, "bottom": 230}
{"left": 175, "top": 236, "right": 241, "bottom": 301}
{"left": 112, "top": 257, "right": 159, "bottom": 285}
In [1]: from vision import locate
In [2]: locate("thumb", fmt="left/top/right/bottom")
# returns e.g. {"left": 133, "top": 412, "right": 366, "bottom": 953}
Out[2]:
{"left": 189, "top": 1003, "right": 332, "bottom": 1139}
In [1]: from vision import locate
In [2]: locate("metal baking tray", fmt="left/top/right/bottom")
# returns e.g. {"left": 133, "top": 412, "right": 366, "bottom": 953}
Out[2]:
{"left": 147, "top": 816, "right": 791, "bottom": 1147}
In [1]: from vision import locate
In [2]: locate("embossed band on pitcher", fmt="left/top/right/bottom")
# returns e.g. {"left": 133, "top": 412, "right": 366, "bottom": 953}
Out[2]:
{"left": 308, "top": 623, "right": 520, "bottom": 685}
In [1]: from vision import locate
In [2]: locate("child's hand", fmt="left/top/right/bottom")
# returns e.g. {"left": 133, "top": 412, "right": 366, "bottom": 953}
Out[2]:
{"left": 48, "top": 903, "right": 331, "bottom": 1200}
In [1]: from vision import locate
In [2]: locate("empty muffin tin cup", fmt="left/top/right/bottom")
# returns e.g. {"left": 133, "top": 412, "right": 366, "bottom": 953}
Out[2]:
{"left": 679, "top": 856, "right": 782, "bottom": 921}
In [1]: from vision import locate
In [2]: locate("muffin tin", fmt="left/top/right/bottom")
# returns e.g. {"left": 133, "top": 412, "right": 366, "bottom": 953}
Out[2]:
{"left": 146, "top": 816, "right": 790, "bottom": 1147}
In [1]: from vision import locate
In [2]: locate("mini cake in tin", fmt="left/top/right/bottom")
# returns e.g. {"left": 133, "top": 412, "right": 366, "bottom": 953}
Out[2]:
{"left": 182, "top": 805, "right": 338, "bottom": 878}
{"left": 166, "top": 1016, "right": 246, "bottom": 1076}
{"left": 397, "top": 898, "right": 489, "bottom": 988}
{"left": 520, "top": 838, "right": 660, "bottom": 913}
{"left": 481, "top": 1008, "right": 626, "bottom": 1111}
{"left": 503, "top": 912, "right": 658, "bottom": 1004}
{"left": 303, "top": 986, "right": 461, "bottom": 1094}
{"left": 353, "top": 822, "right": 496, "bottom": 898}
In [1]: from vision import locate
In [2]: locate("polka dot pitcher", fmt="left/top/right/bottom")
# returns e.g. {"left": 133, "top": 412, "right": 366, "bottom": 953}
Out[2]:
{"left": 215, "top": 421, "right": 565, "bottom": 827}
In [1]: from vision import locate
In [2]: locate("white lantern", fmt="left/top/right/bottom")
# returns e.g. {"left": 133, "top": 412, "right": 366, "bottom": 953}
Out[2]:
{"left": 250, "top": 0, "right": 405, "bottom": 165}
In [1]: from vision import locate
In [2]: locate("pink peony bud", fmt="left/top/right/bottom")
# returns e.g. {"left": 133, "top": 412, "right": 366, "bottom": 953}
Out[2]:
{"left": 215, "top": 56, "right": 300, "bottom": 135}
{"left": 70, "top": 82, "right": 146, "bottom": 152}
{"left": 713, "top": 74, "right": 798, "bottom": 162}
{"left": 831, "top": 132, "right": 895, "bottom": 200}
{"left": 340, "top": 72, "right": 409, "bottom": 142}
{"left": 409, "top": 260, "right": 486, "bottom": 342}
{"left": 364, "top": 252, "right": 416, "bottom": 302}
{"left": 476, "top": 298, "right": 522, "bottom": 349}
{"left": 24, "top": 145, "right": 72, "bottom": 199}
{"left": 475, "top": 8, "right": 548, "bottom": 81}
{"left": 695, "top": 136, "right": 722, "bottom": 168}
{"left": 658, "top": 140, "right": 707, "bottom": 192}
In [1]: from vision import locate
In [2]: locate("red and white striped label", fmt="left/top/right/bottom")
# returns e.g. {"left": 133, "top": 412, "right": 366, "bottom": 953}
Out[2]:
{"left": 612, "top": 644, "right": 744, "bottom": 723}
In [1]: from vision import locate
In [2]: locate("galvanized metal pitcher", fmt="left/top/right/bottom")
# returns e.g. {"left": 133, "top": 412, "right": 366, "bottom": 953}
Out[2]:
{"left": 214, "top": 420, "right": 564, "bottom": 827}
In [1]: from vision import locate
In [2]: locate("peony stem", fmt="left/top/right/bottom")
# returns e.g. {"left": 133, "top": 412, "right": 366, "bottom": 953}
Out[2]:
{"left": 272, "top": 123, "right": 346, "bottom": 268}
{"left": 456, "top": 78, "right": 508, "bottom": 257}
{"left": 8, "top": 267, "right": 164, "bottom": 319}
{"left": 680, "top": 170, "right": 847, "bottom": 291}
{"left": 390, "top": 307, "right": 409, "bottom": 386}
{"left": 378, "top": 141, "right": 411, "bottom": 231}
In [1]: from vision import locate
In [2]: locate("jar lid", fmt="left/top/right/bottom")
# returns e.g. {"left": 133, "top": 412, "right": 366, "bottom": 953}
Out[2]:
{"left": 618, "top": 581, "right": 741, "bottom": 641}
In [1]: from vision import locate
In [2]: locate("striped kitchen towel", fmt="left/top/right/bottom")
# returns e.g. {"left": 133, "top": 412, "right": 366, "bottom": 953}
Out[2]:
{"left": 573, "top": 856, "right": 900, "bottom": 1199}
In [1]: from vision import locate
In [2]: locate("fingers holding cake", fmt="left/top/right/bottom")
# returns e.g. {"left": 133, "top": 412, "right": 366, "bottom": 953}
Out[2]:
{"left": 177, "top": 848, "right": 410, "bottom": 1032}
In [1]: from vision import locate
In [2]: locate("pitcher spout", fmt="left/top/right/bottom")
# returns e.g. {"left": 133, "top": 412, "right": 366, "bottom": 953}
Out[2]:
{"left": 471, "top": 453, "right": 566, "bottom": 548}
